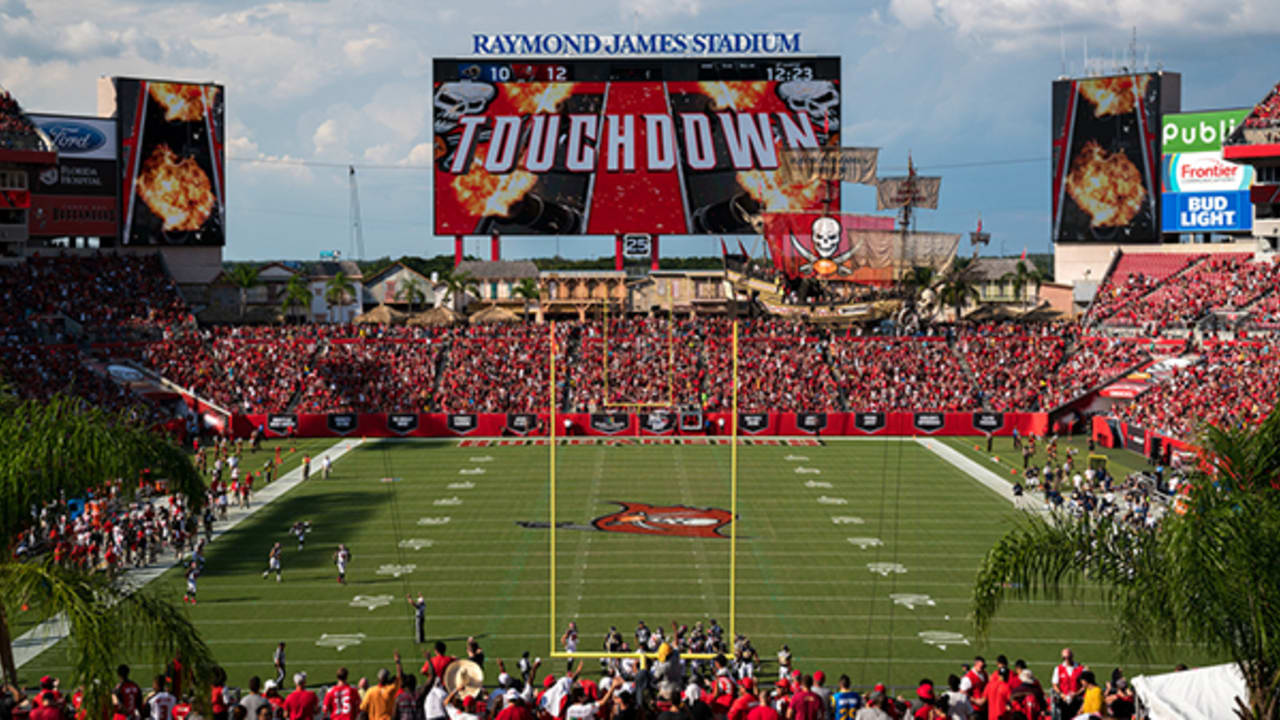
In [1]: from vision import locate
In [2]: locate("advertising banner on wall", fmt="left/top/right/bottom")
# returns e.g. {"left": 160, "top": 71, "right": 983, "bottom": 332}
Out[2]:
{"left": 1161, "top": 108, "right": 1253, "bottom": 233}
{"left": 114, "top": 78, "right": 226, "bottom": 246}
{"left": 26, "top": 114, "right": 119, "bottom": 238}
{"left": 1051, "top": 73, "right": 1180, "bottom": 243}
{"left": 432, "top": 57, "right": 840, "bottom": 236}
{"left": 762, "top": 211, "right": 904, "bottom": 283}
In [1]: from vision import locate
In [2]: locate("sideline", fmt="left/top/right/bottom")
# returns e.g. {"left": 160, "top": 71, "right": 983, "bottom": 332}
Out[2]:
{"left": 13, "top": 438, "right": 364, "bottom": 669}
{"left": 914, "top": 437, "right": 1042, "bottom": 512}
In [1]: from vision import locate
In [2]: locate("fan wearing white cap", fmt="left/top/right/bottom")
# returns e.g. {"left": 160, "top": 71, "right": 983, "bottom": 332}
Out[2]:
{"left": 282, "top": 672, "right": 318, "bottom": 720}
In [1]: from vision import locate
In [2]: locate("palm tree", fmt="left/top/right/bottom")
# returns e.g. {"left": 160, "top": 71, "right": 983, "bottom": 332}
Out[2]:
{"left": 441, "top": 270, "right": 479, "bottom": 314}
{"left": 938, "top": 257, "right": 980, "bottom": 322}
{"left": 225, "top": 263, "right": 261, "bottom": 320}
{"left": 325, "top": 271, "right": 356, "bottom": 323}
{"left": 972, "top": 405, "right": 1280, "bottom": 719}
{"left": 396, "top": 278, "right": 428, "bottom": 314}
{"left": 1000, "top": 260, "right": 1050, "bottom": 313}
{"left": 513, "top": 278, "right": 541, "bottom": 321}
{"left": 0, "top": 393, "right": 215, "bottom": 711}
{"left": 280, "top": 274, "right": 310, "bottom": 325}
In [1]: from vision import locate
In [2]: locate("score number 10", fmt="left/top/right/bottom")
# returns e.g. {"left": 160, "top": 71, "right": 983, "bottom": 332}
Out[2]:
{"left": 484, "top": 64, "right": 569, "bottom": 82}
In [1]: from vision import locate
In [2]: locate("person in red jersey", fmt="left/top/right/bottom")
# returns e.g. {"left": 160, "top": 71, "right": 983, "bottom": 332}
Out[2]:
{"left": 787, "top": 675, "right": 824, "bottom": 720}
{"left": 283, "top": 673, "right": 318, "bottom": 720}
{"left": 324, "top": 668, "right": 360, "bottom": 720}
{"left": 115, "top": 665, "right": 143, "bottom": 720}
{"left": 958, "top": 658, "right": 987, "bottom": 719}
{"left": 494, "top": 689, "right": 535, "bottom": 720}
{"left": 746, "top": 688, "right": 779, "bottom": 720}
{"left": 422, "top": 641, "right": 456, "bottom": 680}
{"left": 1052, "top": 648, "right": 1083, "bottom": 720}
{"left": 30, "top": 689, "right": 63, "bottom": 720}
{"left": 982, "top": 666, "right": 1013, "bottom": 720}
{"left": 728, "top": 679, "right": 758, "bottom": 720}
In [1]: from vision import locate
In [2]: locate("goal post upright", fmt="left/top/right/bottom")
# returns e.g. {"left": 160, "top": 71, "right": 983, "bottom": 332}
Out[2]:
{"left": 729, "top": 319, "right": 739, "bottom": 641}
{"left": 549, "top": 320, "right": 558, "bottom": 657}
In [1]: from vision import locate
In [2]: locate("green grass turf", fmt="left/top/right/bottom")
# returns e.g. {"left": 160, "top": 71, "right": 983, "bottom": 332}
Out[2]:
{"left": 17, "top": 438, "right": 1223, "bottom": 692}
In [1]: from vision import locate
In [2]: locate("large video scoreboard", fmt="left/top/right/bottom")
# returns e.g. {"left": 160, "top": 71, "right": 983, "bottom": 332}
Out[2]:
{"left": 432, "top": 56, "right": 841, "bottom": 236}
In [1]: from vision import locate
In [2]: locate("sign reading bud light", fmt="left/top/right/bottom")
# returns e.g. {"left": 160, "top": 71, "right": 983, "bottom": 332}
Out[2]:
{"left": 1161, "top": 108, "right": 1253, "bottom": 233}
{"left": 1162, "top": 191, "right": 1251, "bottom": 232}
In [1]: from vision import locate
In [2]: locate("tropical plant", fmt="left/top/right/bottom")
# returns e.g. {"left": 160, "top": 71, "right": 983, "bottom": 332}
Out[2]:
{"left": 0, "top": 393, "right": 215, "bottom": 709}
{"left": 442, "top": 270, "right": 479, "bottom": 314}
{"left": 973, "top": 405, "right": 1280, "bottom": 720}
{"left": 938, "top": 257, "right": 980, "bottom": 322}
{"left": 280, "top": 274, "right": 311, "bottom": 325}
{"left": 1000, "top": 260, "right": 1050, "bottom": 313}
{"left": 324, "top": 271, "right": 356, "bottom": 323}
{"left": 225, "top": 263, "right": 261, "bottom": 320}
{"left": 397, "top": 278, "right": 428, "bottom": 314}
{"left": 513, "top": 278, "right": 541, "bottom": 321}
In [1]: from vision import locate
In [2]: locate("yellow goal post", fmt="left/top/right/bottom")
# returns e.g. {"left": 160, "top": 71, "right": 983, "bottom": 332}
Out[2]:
{"left": 546, "top": 320, "right": 740, "bottom": 661}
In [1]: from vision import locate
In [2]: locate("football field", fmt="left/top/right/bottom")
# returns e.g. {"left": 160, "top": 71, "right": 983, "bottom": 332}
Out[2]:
{"left": 19, "top": 436, "right": 1221, "bottom": 690}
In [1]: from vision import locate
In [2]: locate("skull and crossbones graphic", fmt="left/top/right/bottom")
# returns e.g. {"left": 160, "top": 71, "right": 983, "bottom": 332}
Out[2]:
{"left": 433, "top": 81, "right": 497, "bottom": 168}
{"left": 791, "top": 216, "right": 857, "bottom": 276}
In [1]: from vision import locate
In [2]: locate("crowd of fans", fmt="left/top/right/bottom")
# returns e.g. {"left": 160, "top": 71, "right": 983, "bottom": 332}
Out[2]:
{"left": 1085, "top": 253, "right": 1203, "bottom": 327}
{"left": 1100, "top": 255, "right": 1280, "bottom": 331}
{"left": 0, "top": 85, "right": 42, "bottom": 150}
{"left": 435, "top": 324, "right": 572, "bottom": 413}
{"left": 295, "top": 340, "right": 445, "bottom": 414}
{"left": 1241, "top": 80, "right": 1280, "bottom": 129}
{"left": 0, "top": 344, "right": 167, "bottom": 424}
{"left": 1040, "top": 338, "right": 1152, "bottom": 409}
{"left": 828, "top": 337, "right": 975, "bottom": 412}
{"left": 958, "top": 328, "right": 1070, "bottom": 412}
{"left": 1114, "top": 339, "right": 1280, "bottom": 439}
{"left": 572, "top": 318, "right": 704, "bottom": 411}
{"left": 0, "top": 254, "right": 194, "bottom": 343}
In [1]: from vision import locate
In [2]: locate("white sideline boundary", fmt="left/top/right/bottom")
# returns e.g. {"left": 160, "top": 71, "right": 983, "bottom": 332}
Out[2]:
{"left": 914, "top": 437, "right": 1043, "bottom": 512}
{"left": 13, "top": 438, "right": 364, "bottom": 669}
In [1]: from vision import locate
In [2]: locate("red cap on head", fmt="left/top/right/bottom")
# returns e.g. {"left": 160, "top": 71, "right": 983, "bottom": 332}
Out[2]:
{"left": 40, "top": 676, "right": 52, "bottom": 685}
{"left": 813, "top": 671, "right": 825, "bottom": 685}
{"left": 739, "top": 678, "right": 755, "bottom": 692}
{"left": 873, "top": 683, "right": 885, "bottom": 693}
{"left": 544, "top": 676, "right": 556, "bottom": 689}
{"left": 917, "top": 683, "right": 934, "bottom": 701}
{"left": 776, "top": 679, "right": 789, "bottom": 689}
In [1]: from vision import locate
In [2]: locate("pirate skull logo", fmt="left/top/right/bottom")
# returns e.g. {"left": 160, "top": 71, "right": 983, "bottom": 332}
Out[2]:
{"left": 434, "top": 81, "right": 496, "bottom": 134}
{"left": 791, "top": 215, "right": 858, "bottom": 276}
{"left": 777, "top": 80, "right": 840, "bottom": 142}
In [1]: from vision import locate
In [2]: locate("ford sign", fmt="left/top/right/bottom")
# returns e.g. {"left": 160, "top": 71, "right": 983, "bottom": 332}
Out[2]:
{"left": 41, "top": 121, "right": 108, "bottom": 155}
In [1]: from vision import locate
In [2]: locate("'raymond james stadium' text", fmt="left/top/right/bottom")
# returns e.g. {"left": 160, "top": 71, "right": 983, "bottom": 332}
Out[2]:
{"left": 471, "top": 32, "right": 803, "bottom": 56}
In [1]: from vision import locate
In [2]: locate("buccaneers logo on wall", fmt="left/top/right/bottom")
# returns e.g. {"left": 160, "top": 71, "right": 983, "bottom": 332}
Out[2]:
{"left": 791, "top": 215, "right": 858, "bottom": 277}
{"left": 592, "top": 502, "right": 733, "bottom": 539}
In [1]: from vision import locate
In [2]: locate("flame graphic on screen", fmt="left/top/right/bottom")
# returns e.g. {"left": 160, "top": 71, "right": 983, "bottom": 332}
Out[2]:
{"left": 451, "top": 83, "right": 578, "bottom": 218}
{"left": 698, "top": 81, "right": 824, "bottom": 212}
{"left": 1066, "top": 140, "right": 1146, "bottom": 227}
{"left": 1077, "top": 75, "right": 1150, "bottom": 118}
{"left": 148, "top": 83, "right": 218, "bottom": 123}
{"left": 135, "top": 144, "right": 215, "bottom": 231}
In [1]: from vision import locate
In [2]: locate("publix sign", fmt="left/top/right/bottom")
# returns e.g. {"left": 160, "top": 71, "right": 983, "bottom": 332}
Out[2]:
{"left": 1162, "top": 109, "right": 1248, "bottom": 153}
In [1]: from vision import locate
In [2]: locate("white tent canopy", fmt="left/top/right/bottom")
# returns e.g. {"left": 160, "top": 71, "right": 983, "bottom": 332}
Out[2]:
{"left": 1132, "top": 663, "right": 1246, "bottom": 720}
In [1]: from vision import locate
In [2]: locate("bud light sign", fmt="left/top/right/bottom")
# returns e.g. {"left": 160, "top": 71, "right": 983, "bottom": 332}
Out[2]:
{"left": 1162, "top": 191, "right": 1251, "bottom": 232}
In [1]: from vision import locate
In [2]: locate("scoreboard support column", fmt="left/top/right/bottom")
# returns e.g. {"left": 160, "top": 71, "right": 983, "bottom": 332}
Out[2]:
{"left": 491, "top": 233, "right": 501, "bottom": 262}
{"left": 650, "top": 235, "right": 660, "bottom": 271}
{"left": 614, "top": 235, "right": 624, "bottom": 272}
{"left": 454, "top": 236, "right": 464, "bottom": 269}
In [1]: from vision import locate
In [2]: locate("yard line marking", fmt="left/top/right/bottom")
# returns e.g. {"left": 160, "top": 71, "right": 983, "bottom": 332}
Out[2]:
{"left": 315, "top": 633, "right": 366, "bottom": 651}
{"left": 918, "top": 631, "right": 969, "bottom": 651}
{"left": 376, "top": 563, "right": 416, "bottom": 578}
{"left": 13, "top": 437, "right": 364, "bottom": 670}
{"left": 784, "top": 454, "right": 809, "bottom": 461}
{"left": 469, "top": 456, "right": 493, "bottom": 462}
{"left": 915, "top": 437, "right": 1040, "bottom": 510}
{"left": 831, "top": 516, "right": 864, "bottom": 524}
{"left": 447, "top": 481, "right": 475, "bottom": 489}
{"left": 459, "top": 467, "right": 487, "bottom": 475}
{"left": 817, "top": 496, "right": 847, "bottom": 505}
{"left": 867, "top": 562, "right": 908, "bottom": 576}
{"left": 397, "top": 539, "right": 434, "bottom": 550}
{"left": 804, "top": 480, "right": 833, "bottom": 488}
{"left": 794, "top": 467, "right": 822, "bottom": 474}
{"left": 847, "top": 537, "right": 884, "bottom": 549}
{"left": 348, "top": 595, "right": 393, "bottom": 611}
{"left": 889, "top": 593, "right": 936, "bottom": 610}
{"left": 434, "top": 496, "right": 463, "bottom": 506}
{"left": 417, "top": 516, "right": 451, "bottom": 525}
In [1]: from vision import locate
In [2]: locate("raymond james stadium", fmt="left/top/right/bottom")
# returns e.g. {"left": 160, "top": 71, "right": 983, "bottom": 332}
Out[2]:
{"left": 1, "top": 17, "right": 1279, "bottom": 720}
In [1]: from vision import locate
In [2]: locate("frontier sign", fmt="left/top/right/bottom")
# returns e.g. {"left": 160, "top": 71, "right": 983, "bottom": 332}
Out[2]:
{"left": 472, "top": 32, "right": 803, "bottom": 56}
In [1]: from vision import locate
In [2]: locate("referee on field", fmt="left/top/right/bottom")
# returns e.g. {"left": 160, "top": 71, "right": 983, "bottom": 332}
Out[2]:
{"left": 407, "top": 594, "right": 426, "bottom": 644}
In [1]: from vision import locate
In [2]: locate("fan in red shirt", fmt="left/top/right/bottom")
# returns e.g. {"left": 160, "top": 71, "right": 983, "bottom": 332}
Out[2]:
{"left": 788, "top": 675, "right": 825, "bottom": 720}
{"left": 494, "top": 690, "right": 535, "bottom": 720}
{"left": 421, "top": 641, "right": 457, "bottom": 679}
{"left": 283, "top": 673, "right": 319, "bottom": 720}
{"left": 324, "top": 668, "right": 360, "bottom": 720}
{"left": 746, "top": 688, "right": 779, "bottom": 720}
{"left": 981, "top": 668, "right": 1012, "bottom": 720}
{"left": 115, "top": 665, "right": 143, "bottom": 720}
{"left": 728, "top": 679, "right": 759, "bottom": 720}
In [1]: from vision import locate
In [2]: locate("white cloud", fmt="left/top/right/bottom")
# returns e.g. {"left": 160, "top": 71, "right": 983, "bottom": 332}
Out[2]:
{"left": 620, "top": 0, "right": 701, "bottom": 20}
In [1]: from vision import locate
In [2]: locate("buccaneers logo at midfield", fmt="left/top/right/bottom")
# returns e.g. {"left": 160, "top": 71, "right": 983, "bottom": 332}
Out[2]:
{"left": 592, "top": 502, "right": 733, "bottom": 539}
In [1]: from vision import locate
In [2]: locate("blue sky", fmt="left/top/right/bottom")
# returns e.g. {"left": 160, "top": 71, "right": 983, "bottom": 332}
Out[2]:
{"left": 2, "top": 0, "right": 1275, "bottom": 261}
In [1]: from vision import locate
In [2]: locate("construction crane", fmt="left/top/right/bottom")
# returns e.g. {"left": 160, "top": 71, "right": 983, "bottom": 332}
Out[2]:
{"left": 348, "top": 165, "right": 365, "bottom": 261}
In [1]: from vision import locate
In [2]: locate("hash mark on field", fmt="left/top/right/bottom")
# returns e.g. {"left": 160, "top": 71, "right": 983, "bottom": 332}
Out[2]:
{"left": 847, "top": 537, "right": 883, "bottom": 549}
{"left": 469, "top": 456, "right": 493, "bottom": 462}
{"left": 417, "top": 516, "right": 450, "bottom": 525}
{"left": 376, "top": 563, "right": 416, "bottom": 578}
{"left": 447, "top": 481, "right": 475, "bottom": 489}
{"left": 919, "top": 630, "right": 969, "bottom": 650}
{"left": 316, "top": 633, "right": 366, "bottom": 651}
{"left": 398, "top": 538, "right": 433, "bottom": 550}
{"left": 804, "top": 480, "right": 833, "bottom": 488}
{"left": 867, "top": 562, "right": 908, "bottom": 576}
{"left": 785, "top": 454, "right": 809, "bottom": 461}
{"left": 817, "top": 496, "right": 847, "bottom": 505}
{"left": 795, "top": 467, "right": 822, "bottom": 474}
{"left": 831, "top": 516, "right": 864, "bottom": 524}
{"left": 459, "top": 467, "right": 486, "bottom": 475}
{"left": 434, "top": 497, "right": 463, "bottom": 506}
{"left": 890, "top": 593, "right": 936, "bottom": 610}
